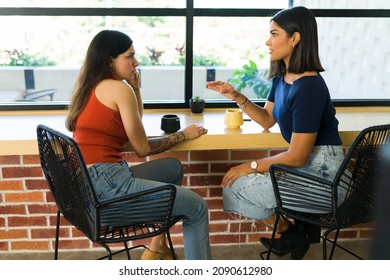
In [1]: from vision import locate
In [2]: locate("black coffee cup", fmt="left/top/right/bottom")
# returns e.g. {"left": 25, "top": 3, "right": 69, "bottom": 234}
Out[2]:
{"left": 161, "top": 114, "right": 181, "bottom": 133}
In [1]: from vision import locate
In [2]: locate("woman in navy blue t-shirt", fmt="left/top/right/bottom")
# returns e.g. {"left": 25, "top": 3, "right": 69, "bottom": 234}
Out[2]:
{"left": 206, "top": 6, "right": 344, "bottom": 259}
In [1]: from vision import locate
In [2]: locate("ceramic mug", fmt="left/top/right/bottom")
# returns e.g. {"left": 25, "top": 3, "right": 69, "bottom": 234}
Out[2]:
{"left": 224, "top": 109, "right": 243, "bottom": 128}
{"left": 161, "top": 114, "right": 181, "bottom": 133}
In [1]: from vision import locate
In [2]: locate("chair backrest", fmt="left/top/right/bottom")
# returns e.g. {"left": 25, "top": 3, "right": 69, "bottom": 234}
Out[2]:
{"left": 334, "top": 124, "right": 390, "bottom": 228}
{"left": 37, "top": 124, "right": 98, "bottom": 241}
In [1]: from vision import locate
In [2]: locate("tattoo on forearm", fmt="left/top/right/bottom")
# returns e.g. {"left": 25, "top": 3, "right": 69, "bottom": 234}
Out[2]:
{"left": 148, "top": 131, "right": 185, "bottom": 155}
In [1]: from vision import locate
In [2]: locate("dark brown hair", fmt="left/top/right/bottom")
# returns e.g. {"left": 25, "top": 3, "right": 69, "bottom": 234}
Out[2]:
{"left": 267, "top": 6, "right": 324, "bottom": 79}
{"left": 66, "top": 30, "right": 133, "bottom": 131}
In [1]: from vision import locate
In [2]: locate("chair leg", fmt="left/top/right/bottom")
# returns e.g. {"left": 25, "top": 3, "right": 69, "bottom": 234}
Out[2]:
{"left": 321, "top": 231, "right": 328, "bottom": 260}
{"left": 54, "top": 211, "right": 61, "bottom": 260}
{"left": 321, "top": 228, "right": 339, "bottom": 260}
{"left": 99, "top": 243, "right": 113, "bottom": 260}
{"left": 259, "top": 213, "right": 280, "bottom": 260}
{"left": 328, "top": 229, "right": 339, "bottom": 260}
{"left": 323, "top": 229, "right": 364, "bottom": 260}
{"left": 123, "top": 241, "right": 131, "bottom": 260}
{"left": 166, "top": 231, "right": 177, "bottom": 260}
{"left": 267, "top": 214, "right": 280, "bottom": 260}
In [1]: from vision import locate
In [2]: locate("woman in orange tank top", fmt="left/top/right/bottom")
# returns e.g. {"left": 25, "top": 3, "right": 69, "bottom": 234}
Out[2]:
{"left": 66, "top": 30, "right": 211, "bottom": 260}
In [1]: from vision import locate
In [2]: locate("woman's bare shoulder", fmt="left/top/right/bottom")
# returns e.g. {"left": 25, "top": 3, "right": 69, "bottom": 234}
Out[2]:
{"left": 95, "top": 79, "right": 134, "bottom": 110}
{"left": 98, "top": 79, "right": 135, "bottom": 99}
{"left": 98, "top": 79, "right": 131, "bottom": 91}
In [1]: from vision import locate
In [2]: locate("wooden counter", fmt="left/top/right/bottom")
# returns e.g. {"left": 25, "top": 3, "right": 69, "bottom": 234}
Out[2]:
{"left": 1, "top": 107, "right": 389, "bottom": 155}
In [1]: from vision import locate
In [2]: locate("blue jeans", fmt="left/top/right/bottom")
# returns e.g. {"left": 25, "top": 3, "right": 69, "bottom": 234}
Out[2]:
{"left": 223, "top": 145, "right": 345, "bottom": 220}
{"left": 88, "top": 158, "right": 211, "bottom": 260}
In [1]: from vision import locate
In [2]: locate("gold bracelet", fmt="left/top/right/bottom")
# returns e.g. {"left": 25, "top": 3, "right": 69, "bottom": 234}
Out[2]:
{"left": 237, "top": 97, "right": 249, "bottom": 109}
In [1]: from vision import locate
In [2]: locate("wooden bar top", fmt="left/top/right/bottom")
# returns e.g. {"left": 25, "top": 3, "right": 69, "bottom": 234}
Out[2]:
{"left": 1, "top": 107, "right": 389, "bottom": 155}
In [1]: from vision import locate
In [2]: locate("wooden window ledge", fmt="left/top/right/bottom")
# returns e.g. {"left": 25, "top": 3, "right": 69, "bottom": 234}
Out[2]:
{"left": 0, "top": 107, "right": 389, "bottom": 155}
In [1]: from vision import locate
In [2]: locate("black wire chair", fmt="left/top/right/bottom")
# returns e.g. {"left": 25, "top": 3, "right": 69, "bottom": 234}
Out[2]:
{"left": 37, "top": 124, "right": 182, "bottom": 260}
{"left": 261, "top": 124, "right": 390, "bottom": 260}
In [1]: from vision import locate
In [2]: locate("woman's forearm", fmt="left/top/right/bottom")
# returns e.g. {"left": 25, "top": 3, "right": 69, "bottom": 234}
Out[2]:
{"left": 146, "top": 131, "right": 185, "bottom": 156}
{"left": 243, "top": 102, "right": 275, "bottom": 130}
{"left": 133, "top": 88, "right": 143, "bottom": 117}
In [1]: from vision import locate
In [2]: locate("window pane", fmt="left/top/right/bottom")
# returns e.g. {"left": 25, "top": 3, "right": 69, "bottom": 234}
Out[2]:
{"left": 0, "top": 0, "right": 185, "bottom": 8}
{"left": 110, "top": 16, "right": 186, "bottom": 103}
{"left": 318, "top": 17, "right": 390, "bottom": 100}
{"left": 0, "top": 16, "right": 186, "bottom": 104}
{"left": 194, "top": 0, "right": 288, "bottom": 9}
{"left": 193, "top": 17, "right": 273, "bottom": 102}
{"left": 294, "top": 0, "right": 390, "bottom": 9}
{"left": 1, "top": 1, "right": 389, "bottom": 109}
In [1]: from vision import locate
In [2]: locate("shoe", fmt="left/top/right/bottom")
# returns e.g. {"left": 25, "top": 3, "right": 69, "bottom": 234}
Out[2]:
{"left": 260, "top": 224, "right": 310, "bottom": 260}
{"left": 140, "top": 248, "right": 178, "bottom": 260}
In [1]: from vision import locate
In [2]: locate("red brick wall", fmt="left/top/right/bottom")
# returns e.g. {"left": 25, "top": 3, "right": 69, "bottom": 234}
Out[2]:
{"left": 0, "top": 149, "right": 373, "bottom": 254}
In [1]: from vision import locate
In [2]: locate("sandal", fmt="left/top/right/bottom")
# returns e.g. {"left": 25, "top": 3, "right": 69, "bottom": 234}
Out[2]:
{"left": 140, "top": 248, "right": 178, "bottom": 260}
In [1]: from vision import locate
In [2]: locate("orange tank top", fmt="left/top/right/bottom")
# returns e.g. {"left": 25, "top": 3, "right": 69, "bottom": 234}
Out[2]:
{"left": 73, "top": 88, "right": 128, "bottom": 164}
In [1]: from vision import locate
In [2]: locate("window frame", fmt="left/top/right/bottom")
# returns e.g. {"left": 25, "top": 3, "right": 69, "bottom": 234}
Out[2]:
{"left": 0, "top": 2, "right": 389, "bottom": 111}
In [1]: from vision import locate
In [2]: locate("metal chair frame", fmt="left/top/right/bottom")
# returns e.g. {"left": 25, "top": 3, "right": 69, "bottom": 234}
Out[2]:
{"left": 37, "top": 124, "right": 182, "bottom": 260}
{"left": 261, "top": 124, "right": 390, "bottom": 260}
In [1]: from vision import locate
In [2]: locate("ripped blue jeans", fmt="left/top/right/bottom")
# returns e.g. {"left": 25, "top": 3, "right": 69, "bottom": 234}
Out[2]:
{"left": 223, "top": 145, "right": 345, "bottom": 220}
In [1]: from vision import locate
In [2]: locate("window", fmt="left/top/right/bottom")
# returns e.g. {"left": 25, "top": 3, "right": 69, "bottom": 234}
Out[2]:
{"left": 318, "top": 17, "right": 389, "bottom": 100}
{"left": 0, "top": 0, "right": 389, "bottom": 110}
{"left": 296, "top": 0, "right": 390, "bottom": 104}
{"left": 0, "top": 0, "right": 184, "bottom": 8}
{"left": 193, "top": 16, "right": 272, "bottom": 102}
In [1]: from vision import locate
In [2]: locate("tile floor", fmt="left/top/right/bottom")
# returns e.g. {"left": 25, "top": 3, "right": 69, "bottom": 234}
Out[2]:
{"left": 0, "top": 239, "right": 372, "bottom": 260}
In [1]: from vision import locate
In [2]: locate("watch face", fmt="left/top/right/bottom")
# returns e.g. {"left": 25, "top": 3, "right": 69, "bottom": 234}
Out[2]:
{"left": 251, "top": 161, "right": 257, "bottom": 169}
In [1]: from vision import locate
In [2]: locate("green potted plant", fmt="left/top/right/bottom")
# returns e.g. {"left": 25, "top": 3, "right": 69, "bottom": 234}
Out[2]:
{"left": 189, "top": 95, "right": 206, "bottom": 113}
{"left": 229, "top": 60, "right": 271, "bottom": 99}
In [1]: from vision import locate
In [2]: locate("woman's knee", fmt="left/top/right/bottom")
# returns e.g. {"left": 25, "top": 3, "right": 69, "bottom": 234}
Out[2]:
{"left": 171, "top": 157, "right": 182, "bottom": 167}
{"left": 159, "top": 157, "right": 182, "bottom": 169}
{"left": 163, "top": 157, "right": 184, "bottom": 182}
{"left": 189, "top": 190, "right": 208, "bottom": 215}
{"left": 197, "top": 196, "right": 209, "bottom": 215}
{"left": 175, "top": 187, "right": 208, "bottom": 220}
{"left": 191, "top": 197, "right": 209, "bottom": 227}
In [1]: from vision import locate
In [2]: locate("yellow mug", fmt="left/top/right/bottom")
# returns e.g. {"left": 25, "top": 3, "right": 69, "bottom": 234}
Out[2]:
{"left": 224, "top": 109, "right": 243, "bottom": 128}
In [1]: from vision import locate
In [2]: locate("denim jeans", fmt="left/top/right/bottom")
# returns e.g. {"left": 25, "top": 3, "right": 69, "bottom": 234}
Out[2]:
{"left": 223, "top": 145, "right": 345, "bottom": 220}
{"left": 88, "top": 158, "right": 211, "bottom": 260}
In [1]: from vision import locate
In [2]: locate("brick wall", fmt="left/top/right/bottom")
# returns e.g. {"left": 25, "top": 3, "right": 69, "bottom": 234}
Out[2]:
{"left": 0, "top": 148, "right": 373, "bottom": 254}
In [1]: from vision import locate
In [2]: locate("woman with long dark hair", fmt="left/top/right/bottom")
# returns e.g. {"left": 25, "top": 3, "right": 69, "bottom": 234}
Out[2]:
{"left": 66, "top": 30, "right": 211, "bottom": 260}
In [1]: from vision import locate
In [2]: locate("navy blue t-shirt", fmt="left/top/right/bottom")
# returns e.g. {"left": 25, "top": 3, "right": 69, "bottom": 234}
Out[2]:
{"left": 267, "top": 74, "right": 342, "bottom": 145}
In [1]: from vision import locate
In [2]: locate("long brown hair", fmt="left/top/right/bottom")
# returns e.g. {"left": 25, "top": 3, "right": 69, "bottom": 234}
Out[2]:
{"left": 267, "top": 6, "right": 324, "bottom": 79}
{"left": 66, "top": 30, "right": 133, "bottom": 131}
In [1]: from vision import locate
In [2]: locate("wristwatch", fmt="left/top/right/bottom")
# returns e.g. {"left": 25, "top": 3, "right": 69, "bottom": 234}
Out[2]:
{"left": 250, "top": 160, "right": 258, "bottom": 171}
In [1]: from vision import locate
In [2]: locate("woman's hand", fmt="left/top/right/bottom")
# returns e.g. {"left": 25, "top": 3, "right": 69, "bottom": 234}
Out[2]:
{"left": 206, "top": 80, "right": 241, "bottom": 101}
{"left": 221, "top": 162, "right": 253, "bottom": 188}
{"left": 181, "top": 124, "right": 208, "bottom": 140}
{"left": 128, "top": 69, "right": 140, "bottom": 91}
